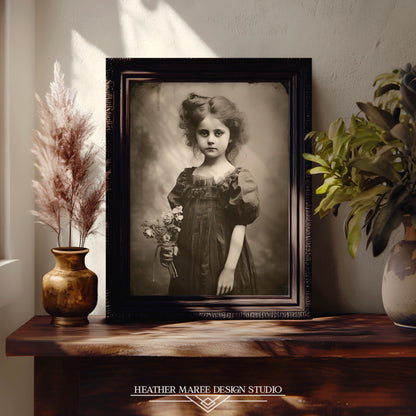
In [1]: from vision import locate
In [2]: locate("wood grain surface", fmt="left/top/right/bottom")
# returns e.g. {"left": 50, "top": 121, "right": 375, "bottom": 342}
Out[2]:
{"left": 7, "top": 313, "right": 416, "bottom": 358}
{"left": 8, "top": 314, "right": 416, "bottom": 415}
{"left": 32, "top": 355, "right": 416, "bottom": 416}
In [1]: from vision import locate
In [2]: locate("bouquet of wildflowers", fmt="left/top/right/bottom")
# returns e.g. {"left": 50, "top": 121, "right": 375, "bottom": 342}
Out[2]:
{"left": 142, "top": 206, "right": 183, "bottom": 280}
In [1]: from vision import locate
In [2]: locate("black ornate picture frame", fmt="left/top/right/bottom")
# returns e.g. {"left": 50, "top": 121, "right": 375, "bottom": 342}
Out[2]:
{"left": 106, "top": 58, "right": 311, "bottom": 321}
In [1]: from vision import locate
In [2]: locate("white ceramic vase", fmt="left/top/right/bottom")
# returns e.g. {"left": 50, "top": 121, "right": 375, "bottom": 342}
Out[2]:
{"left": 382, "top": 216, "right": 416, "bottom": 328}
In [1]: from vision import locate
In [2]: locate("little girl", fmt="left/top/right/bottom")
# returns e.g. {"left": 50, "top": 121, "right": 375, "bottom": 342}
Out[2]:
{"left": 164, "top": 93, "right": 259, "bottom": 296}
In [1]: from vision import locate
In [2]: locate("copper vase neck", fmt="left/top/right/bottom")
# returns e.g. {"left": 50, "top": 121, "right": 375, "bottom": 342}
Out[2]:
{"left": 52, "top": 247, "right": 89, "bottom": 271}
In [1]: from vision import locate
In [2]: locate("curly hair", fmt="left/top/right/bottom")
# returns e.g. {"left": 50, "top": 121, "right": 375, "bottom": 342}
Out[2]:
{"left": 179, "top": 93, "right": 248, "bottom": 161}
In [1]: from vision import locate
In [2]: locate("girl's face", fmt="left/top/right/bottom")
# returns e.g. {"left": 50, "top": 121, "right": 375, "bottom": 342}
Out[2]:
{"left": 196, "top": 115, "right": 230, "bottom": 160}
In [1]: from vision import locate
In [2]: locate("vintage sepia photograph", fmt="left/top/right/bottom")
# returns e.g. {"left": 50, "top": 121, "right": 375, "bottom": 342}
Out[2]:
{"left": 106, "top": 58, "right": 311, "bottom": 320}
{"left": 130, "top": 81, "right": 289, "bottom": 297}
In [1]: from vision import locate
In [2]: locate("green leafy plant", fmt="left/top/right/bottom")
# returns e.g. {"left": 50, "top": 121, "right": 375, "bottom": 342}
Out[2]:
{"left": 304, "top": 64, "right": 416, "bottom": 258}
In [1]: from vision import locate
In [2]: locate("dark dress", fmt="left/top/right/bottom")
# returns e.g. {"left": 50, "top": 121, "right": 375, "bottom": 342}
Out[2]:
{"left": 167, "top": 167, "right": 259, "bottom": 296}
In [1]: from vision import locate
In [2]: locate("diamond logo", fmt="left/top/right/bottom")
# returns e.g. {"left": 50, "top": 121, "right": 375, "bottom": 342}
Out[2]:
{"left": 185, "top": 395, "right": 231, "bottom": 413}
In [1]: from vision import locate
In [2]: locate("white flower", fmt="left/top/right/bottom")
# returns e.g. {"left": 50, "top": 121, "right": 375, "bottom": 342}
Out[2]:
{"left": 162, "top": 233, "right": 171, "bottom": 242}
{"left": 143, "top": 228, "right": 154, "bottom": 238}
{"left": 172, "top": 206, "right": 183, "bottom": 214}
{"left": 161, "top": 212, "right": 174, "bottom": 224}
{"left": 175, "top": 214, "right": 184, "bottom": 222}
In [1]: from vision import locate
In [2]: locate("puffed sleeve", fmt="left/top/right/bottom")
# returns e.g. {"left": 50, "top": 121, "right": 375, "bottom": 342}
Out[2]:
{"left": 167, "top": 169, "right": 189, "bottom": 208}
{"left": 228, "top": 168, "right": 259, "bottom": 225}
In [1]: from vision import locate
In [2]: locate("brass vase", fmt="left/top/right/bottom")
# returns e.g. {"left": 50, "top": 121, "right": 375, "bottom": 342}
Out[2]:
{"left": 42, "top": 247, "right": 97, "bottom": 326}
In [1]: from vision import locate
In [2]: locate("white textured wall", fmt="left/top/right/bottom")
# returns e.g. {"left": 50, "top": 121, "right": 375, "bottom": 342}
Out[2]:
{"left": 32, "top": 0, "right": 416, "bottom": 316}
{"left": 2, "top": 1, "right": 416, "bottom": 415}
{"left": 0, "top": 1, "right": 35, "bottom": 415}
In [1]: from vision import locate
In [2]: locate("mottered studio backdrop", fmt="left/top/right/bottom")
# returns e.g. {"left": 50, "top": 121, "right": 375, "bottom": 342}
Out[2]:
{"left": 2, "top": 1, "right": 416, "bottom": 415}
{"left": 129, "top": 82, "right": 289, "bottom": 296}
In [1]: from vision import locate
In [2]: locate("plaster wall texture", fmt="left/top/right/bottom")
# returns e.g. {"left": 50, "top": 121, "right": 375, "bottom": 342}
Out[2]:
{"left": 34, "top": 0, "right": 416, "bottom": 316}
{"left": 0, "top": 1, "right": 36, "bottom": 415}
{"left": 2, "top": 1, "right": 416, "bottom": 415}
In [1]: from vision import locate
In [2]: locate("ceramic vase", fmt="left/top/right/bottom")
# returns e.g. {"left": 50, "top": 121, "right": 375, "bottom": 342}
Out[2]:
{"left": 42, "top": 247, "right": 97, "bottom": 326}
{"left": 382, "top": 216, "right": 416, "bottom": 328}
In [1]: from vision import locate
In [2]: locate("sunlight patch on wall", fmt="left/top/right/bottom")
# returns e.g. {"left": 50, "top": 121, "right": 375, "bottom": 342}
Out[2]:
{"left": 0, "top": 259, "right": 21, "bottom": 307}
{"left": 69, "top": 29, "right": 106, "bottom": 314}
{"left": 117, "top": 0, "right": 215, "bottom": 57}
{"left": 70, "top": 29, "right": 106, "bottom": 148}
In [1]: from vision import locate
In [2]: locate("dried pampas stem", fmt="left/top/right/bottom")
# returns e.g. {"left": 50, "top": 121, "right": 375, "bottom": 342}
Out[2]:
{"left": 32, "top": 61, "right": 106, "bottom": 248}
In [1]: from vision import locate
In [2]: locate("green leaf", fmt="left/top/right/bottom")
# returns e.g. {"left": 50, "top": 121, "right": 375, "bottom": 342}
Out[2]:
{"left": 305, "top": 131, "right": 327, "bottom": 142}
{"left": 401, "top": 77, "right": 416, "bottom": 118}
{"left": 371, "top": 184, "right": 409, "bottom": 256}
{"left": 349, "top": 117, "right": 387, "bottom": 154}
{"left": 328, "top": 118, "right": 351, "bottom": 159}
{"left": 356, "top": 102, "right": 397, "bottom": 130}
{"left": 307, "top": 166, "right": 330, "bottom": 175}
{"left": 345, "top": 207, "right": 368, "bottom": 258}
{"left": 373, "top": 71, "right": 401, "bottom": 87}
{"left": 351, "top": 136, "right": 384, "bottom": 154}
{"left": 371, "top": 207, "right": 403, "bottom": 256}
{"left": 345, "top": 185, "right": 389, "bottom": 257}
{"left": 316, "top": 177, "right": 341, "bottom": 195}
{"left": 303, "top": 153, "right": 330, "bottom": 168}
{"left": 390, "top": 121, "right": 416, "bottom": 148}
{"left": 374, "top": 83, "right": 400, "bottom": 98}
{"left": 314, "top": 186, "right": 341, "bottom": 216}
{"left": 349, "top": 184, "right": 390, "bottom": 208}
{"left": 315, "top": 186, "right": 354, "bottom": 217}
{"left": 347, "top": 222, "right": 362, "bottom": 258}
{"left": 328, "top": 118, "right": 345, "bottom": 139}
{"left": 363, "top": 191, "right": 388, "bottom": 236}
{"left": 350, "top": 157, "right": 400, "bottom": 184}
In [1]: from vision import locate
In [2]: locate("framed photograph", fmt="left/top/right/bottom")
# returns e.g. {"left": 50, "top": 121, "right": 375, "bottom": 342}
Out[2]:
{"left": 106, "top": 58, "right": 311, "bottom": 321}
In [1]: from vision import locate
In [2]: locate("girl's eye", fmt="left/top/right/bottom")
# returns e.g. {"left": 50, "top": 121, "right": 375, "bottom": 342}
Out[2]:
{"left": 198, "top": 129, "right": 209, "bottom": 137}
{"left": 214, "top": 130, "right": 224, "bottom": 137}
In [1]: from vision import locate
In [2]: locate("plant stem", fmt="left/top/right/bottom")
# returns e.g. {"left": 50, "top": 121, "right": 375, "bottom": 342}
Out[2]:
{"left": 58, "top": 211, "right": 62, "bottom": 247}
{"left": 68, "top": 219, "right": 72, "bottom": 247}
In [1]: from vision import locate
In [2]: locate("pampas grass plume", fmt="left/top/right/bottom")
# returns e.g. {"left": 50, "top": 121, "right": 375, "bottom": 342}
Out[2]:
{"left": 31, "top": 61, "right": 106, "bottom": 247}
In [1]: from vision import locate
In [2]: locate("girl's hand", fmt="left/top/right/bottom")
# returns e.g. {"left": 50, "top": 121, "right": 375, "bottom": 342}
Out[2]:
{"left": 216, "top": 267, "right": 235, "bottom": 295}
{"left": 160, "top": 245, "right": 178, "bottom": 267}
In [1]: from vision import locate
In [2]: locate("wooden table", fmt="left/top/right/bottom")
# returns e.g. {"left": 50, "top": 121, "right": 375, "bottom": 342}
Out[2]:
{"left": 6, "top": 314, "right": 416, "bottom": 415}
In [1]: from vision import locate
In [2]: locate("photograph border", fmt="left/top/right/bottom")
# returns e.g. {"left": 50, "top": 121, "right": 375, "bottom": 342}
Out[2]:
{"left": 106, "top": 58, "right": 312, "bottom": 321}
